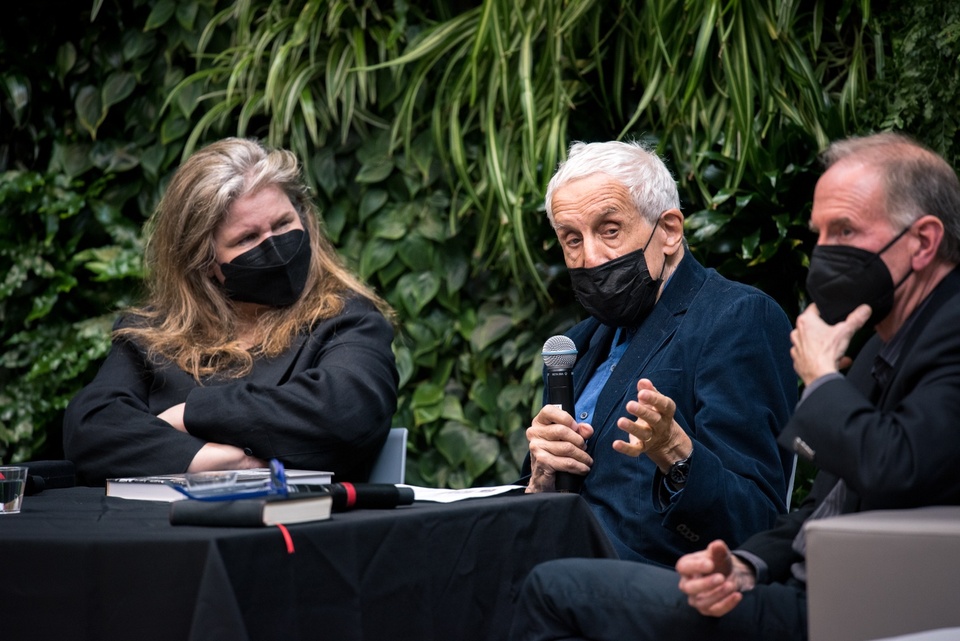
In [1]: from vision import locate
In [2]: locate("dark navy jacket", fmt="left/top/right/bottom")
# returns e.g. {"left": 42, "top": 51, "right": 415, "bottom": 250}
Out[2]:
{"left": 556, "top": 253, "right": 795, "bottom": 566}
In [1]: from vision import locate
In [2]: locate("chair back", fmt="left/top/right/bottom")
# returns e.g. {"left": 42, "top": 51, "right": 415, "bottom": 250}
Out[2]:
{"left": 368, "top": 427, "right": 408, "bottom": 484}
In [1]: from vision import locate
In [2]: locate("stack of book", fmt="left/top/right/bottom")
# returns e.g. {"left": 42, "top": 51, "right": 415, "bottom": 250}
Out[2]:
{"left": 168, "top": 492, "right": 333, "bottom": 527}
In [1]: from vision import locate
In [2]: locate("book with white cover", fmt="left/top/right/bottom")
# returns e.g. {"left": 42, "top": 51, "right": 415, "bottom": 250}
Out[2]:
{"left": 106, "top": 468, "right": 333, "bottom": 502}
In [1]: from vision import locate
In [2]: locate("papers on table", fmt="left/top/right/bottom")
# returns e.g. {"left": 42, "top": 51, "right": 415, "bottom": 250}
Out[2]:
{"left": 401, "top": 484, "right": 524, "bottom": 503}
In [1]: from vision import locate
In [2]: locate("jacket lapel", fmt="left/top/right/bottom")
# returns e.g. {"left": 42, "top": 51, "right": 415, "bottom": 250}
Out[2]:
{"left": 875, "top": 265, "right": 960, "bottom": 409}
{"left": 588, "top": 253, "right": 706, "bottom": 445}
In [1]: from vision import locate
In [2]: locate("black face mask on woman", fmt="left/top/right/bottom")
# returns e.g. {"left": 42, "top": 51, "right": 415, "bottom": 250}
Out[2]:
{"left": 568, "top": 221, "right": 664, "bottom": 328}
{"left": 805, "top": 225, "right": 912, "bottom": 326}
{"left": 220, "top": 229, "right": 311, "bottom": 307}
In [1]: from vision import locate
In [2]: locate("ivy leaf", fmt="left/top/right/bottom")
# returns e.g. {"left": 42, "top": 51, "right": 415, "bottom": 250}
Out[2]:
{"left": 469, "top": 313, "right": 513, "bottom": 352}
{"left": 102, "top": 72, "right": 136, "bottom": 110}
{"left": 359, "top": 189, "right": 389, "bottom": 222}
{"left": 397, "top": 233, "right": 433, "bottom": 271}
{"left": 75, "top": 86, "right": 104, "bottom": 139}
{"left": 144, "top": 0, "right": 176, "bottom": 31}
{"left": 176, "top": 1, "right": 199, "bottom": 30}
{"left": 55, "top": 43, "right": 77, "bottom": 85}
{"left": 369, "top": 210, "right": 409, "bottom": 240}
{"left": 359, "top": 238, "right": 396, "bottom": 279}
{"left": 160, "top": 116, "right": 189, "bottom": 145}
{"left": 396, "top": 271, "right": 441, "bottom": 316}
{"left": 355, "top": 157, "right": 394, "bottom": 183}
{"left": 435, "top": 422, "right": 499, "bottom": 482}
{"left": 393, "top": 343, "right": 414, "bottom": 388}
{"left": 741, "top": 230, "right": 760, "bottom": 260}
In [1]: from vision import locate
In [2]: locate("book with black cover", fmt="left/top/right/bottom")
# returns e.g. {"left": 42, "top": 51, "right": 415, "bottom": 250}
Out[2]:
{"left": 169, "top": 492, "right": 333, "bottom": 527}
{"left": 106, "top": 468, "right": 333, "bottom": 502}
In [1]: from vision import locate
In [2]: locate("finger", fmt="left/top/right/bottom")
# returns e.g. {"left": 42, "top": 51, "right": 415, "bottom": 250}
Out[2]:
{"left": 529, "top": 433, "right": 594, "bottom": 469}
{"left": 843, "top": 303, "right": 872, "bottom": 331}
{"left": 532, "top": 404, "right": 578, "bottom": 429}
{"left": 635, "top": 385, "right": 676, "bottom": 417}
{"left": 706, "top": 540, "right": 733, "bottom": 576}
{"left": 528, "top": 429, "right": 592, "bottom": 457}
{"left": 624, "top": 398, "right": 664, "bottom": 425}
{"left": 699, "top": 590, "right": 743, "bottom": 617}
{"left": 637, "top": 377, "right": 657, "bottom": 393}
{"left": 575, "top": 422, "right": 595, "bottom": 440}
{"left": 527, "top": 420, "right": 588, "bottom": 448}
{"left": 675, "top": 549, "right": 716, "bottom": 576}
{"left": 679, "top": 572, "right": 725, "bottom": 597}
{"left": 612, "top": 436, "right": 646, "bottom": 458}
{"left": 616, "top": 415, "right": 654, "bottom": 442}
{"left": 529, "top": 447, "right": 594, "bottom": 476}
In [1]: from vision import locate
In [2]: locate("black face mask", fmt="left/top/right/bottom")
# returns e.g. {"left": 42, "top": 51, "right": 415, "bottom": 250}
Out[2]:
{"left": 220, "top": 229, "right": 311, "bottom": 307}
{"left": 805, "top": 226, "right": 912, "bottom": 326}
{"left": 568, "top": 222, "right": 663, "bottom": 328}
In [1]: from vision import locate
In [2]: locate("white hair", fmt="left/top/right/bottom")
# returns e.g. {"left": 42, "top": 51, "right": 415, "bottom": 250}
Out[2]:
{"left": 544, "top": 140, "right": 681, "bottom": 226}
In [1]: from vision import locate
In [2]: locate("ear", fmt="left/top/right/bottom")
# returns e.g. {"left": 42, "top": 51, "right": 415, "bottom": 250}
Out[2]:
{"left": 658, "top": 208, "right": 685, "bottom": 256}
{"left": 910, "top": 214, "right": 944, "bottom": 272}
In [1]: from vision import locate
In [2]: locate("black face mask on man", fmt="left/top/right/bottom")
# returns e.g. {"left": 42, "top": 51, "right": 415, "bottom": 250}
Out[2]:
{"left": 805, "top": 225, "right": 912, "bottom": 326}
{"left": 220, "top": 228, "right": 311, "bottom": 307}
{"left": 568, "top": 220, "right": 664, "bottom": 328}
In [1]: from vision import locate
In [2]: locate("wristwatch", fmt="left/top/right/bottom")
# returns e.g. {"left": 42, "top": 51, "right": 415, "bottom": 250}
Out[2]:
{"left": 667, "top": 457, "right": 691, "bottom": 489}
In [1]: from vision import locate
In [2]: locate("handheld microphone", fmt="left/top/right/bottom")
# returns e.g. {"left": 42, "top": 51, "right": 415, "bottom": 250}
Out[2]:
{"left": 542, "top": 335, "right": 583, "bottom": 493}
{"left": 288, "top": 482, "right": 415, "bottom": 511}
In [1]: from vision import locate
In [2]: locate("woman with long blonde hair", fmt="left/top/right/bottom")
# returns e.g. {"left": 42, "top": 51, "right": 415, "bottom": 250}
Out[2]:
{"left": 64, "top": 138, "right": 398, "bottom": 485}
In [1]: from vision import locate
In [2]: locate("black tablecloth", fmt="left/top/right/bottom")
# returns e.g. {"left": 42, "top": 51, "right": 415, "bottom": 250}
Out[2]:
{"left": 0, "top": 487, "right": 617, "bottom": 641}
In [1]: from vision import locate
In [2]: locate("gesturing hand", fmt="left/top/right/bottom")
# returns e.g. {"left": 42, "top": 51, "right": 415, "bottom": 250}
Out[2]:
{"left": 676, "top": 540, "right": 756, "bottom": 617}
{"left": 613, "top": 379, "right": 692, "bottom": 470}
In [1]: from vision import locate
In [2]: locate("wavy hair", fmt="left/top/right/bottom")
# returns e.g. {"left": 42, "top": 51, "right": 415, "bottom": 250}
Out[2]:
{"left": 118, "top": 138, "right": 392, "bottom": 380}
{"left": 544, "top": 140, "right": 681, "bottom": 226}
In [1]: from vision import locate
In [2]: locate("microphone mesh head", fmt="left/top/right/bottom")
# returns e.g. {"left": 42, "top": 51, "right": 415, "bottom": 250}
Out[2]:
{"left": 542, "top": 335, "right": 577, "bottom": 370}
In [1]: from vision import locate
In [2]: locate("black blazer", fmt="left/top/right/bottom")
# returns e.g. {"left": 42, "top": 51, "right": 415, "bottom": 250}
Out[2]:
{"left": 741, "top": 266, "right": 960, "bottom": 583}
{"left": 63, "top": 296, "right": 398, "bottom": 485}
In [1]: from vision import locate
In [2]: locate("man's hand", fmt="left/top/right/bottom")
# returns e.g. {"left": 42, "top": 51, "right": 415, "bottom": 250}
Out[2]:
{"left": 526, "top": 404, "right": 594, "bottom": 493}
{"left": 791, "top": 303, "right": 872, "bottom": 386}
{"left": 613, "top": 379, "right": 692, "bottom": 470}
{"left": 676, "top": 540, "right": 756, "bottom": 617}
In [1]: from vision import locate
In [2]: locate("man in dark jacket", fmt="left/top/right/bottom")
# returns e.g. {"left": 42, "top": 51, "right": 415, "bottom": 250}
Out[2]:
{"left": 510, "top": 132, "right": 960, "bottom": 641}
{"left": 522, "top": 140, "right": 796, "bottom": 566}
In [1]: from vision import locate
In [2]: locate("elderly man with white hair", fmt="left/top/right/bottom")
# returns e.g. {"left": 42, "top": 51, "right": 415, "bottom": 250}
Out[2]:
{"left": 522, "top": 140, "right": 796, "bottom": 567}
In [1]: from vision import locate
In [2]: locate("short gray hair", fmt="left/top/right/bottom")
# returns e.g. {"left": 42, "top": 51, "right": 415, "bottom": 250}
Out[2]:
{"left": 822, "top": 132, "right": 960, "bottom": 263}
{"left": 544, "top": 140, "right": 681, "bottom": 226}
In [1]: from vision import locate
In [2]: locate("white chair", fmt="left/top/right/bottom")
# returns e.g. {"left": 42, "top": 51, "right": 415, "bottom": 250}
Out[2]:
{"left": 805, "top": 506, "right": 960, "bottom": 641}
{"left": 368, "top": 427, "right": 408, "bottom": 484}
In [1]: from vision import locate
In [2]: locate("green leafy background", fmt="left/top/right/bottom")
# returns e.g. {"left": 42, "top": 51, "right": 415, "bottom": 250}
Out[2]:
{"left": 2, "top": 0, "right": 958, "bottom": 500}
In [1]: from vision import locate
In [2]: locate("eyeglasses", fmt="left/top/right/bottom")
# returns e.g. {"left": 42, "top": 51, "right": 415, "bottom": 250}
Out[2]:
{"left": 167, "top": 459, "right": 290, "bottom": 501}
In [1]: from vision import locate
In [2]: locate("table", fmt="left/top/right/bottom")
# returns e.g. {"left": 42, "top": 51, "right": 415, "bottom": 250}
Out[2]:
{"left": 0, "top": 487, "right": 616, "bottom": 641}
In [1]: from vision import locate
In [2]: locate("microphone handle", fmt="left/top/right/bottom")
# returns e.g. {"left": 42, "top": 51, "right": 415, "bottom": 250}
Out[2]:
{"left": 288, "top": 482, "right": 415, "bottom": 511}
{"left": 545, "top": 369, "right": 584, "bottom": 494}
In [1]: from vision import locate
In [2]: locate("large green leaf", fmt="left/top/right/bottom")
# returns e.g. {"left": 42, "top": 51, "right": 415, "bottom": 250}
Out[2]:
{"left": 396, "top": 271, "right": 441, "bottom": 317}
{"left": 75, "top": 86, "right": 104, "bottom": 139}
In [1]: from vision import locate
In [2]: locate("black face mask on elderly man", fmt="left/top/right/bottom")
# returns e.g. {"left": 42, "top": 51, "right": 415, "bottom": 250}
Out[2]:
{"left": 805, "top": 225, "right": 912, "bottom": 326}
{"left": 220, "top": 229, "right": 311, "bottom": 307}
{"left": 568, "top": 220, "right": 663, "bottom": 328}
